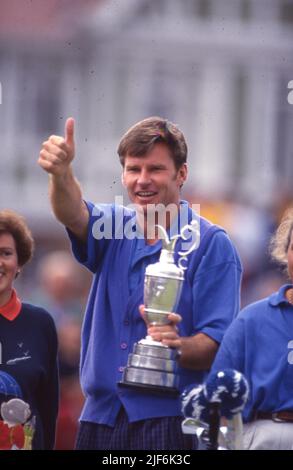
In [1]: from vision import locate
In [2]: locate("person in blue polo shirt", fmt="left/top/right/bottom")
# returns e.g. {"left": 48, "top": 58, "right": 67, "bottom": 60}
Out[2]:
{"left": 211, "top": 208, "right": 293, "bottom": 450}
{"left": 38, "top": 116, "right": 242, "bottom": 450}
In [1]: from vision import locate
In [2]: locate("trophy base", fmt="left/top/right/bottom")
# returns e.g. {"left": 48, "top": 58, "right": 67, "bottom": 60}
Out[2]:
{"left": 120, "top": 343, "right": 179, "bottom": 396}
{"left": 119, "top": 339, "right": 180, "bottom": 397}
{"left": 118, "top": 380, "right": 179, "bottom": 397}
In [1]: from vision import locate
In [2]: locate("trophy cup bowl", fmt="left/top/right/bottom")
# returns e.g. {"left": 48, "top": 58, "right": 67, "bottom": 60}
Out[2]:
{"left": 120, "top": 231, "right": 185, "bottom": 396}
{"left": 144, "top": 264, "right": 183, "bottom": 325}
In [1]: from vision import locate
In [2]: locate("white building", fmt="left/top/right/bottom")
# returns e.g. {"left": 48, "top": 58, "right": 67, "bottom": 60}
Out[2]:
{"left": 0, "top": 0, "right": 293, "bottom": 231}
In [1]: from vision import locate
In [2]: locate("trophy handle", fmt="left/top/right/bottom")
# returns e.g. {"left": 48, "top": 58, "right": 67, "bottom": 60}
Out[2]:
{"left": 156, "top": 221, "right": 200, "bottom": 255}
{"left": 177, "top": 220, "right": 200, "bottom": 270}
{"left": 155, "top": 225, "right": 179, "bottom": 251}
{"left": 178, "top": 219, "right": 200, "bottom": 256}
{"left": 155, "top": 221, "right": 200, "bottom": 271}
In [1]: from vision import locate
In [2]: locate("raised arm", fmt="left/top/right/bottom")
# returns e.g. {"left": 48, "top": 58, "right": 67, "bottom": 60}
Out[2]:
{"left": 38, "top": 118, "right": 89, "bottom": 242}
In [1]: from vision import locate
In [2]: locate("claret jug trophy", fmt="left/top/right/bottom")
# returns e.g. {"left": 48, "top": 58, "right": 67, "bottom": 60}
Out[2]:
{"left": 120, "top": 221, "right": 200, "bottom": 395}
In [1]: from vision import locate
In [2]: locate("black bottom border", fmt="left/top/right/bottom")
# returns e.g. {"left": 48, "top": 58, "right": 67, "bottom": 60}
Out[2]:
{"left": 0, "top": 449, "right": 291, "bottom": 466}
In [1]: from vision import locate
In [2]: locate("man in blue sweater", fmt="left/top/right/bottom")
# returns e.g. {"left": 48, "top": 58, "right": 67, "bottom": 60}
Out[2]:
{"left": 38, "top": 116, "right": 242, "bottom": 450}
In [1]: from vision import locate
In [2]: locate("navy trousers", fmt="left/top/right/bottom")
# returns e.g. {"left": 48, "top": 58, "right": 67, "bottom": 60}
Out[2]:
{"left": 75, "top": 407, "right": 198, "bottom": 450}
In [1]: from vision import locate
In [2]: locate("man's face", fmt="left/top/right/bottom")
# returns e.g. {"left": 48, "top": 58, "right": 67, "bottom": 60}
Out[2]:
{"left": 122, "top": 143, "right": 187, "bottom": 212}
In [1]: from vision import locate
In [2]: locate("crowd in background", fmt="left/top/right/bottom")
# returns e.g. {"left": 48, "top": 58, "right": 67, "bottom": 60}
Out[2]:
{"left": 12, "top": 190, "right": 292, "bottom": 449}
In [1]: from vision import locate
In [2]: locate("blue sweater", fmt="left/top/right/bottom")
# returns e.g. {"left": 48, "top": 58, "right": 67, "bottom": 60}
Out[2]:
{"left": 0, "top": 303, "right": 58, "bottom": 449}
{"left": 68, "top": 200, "right": 242, "bottom": 426}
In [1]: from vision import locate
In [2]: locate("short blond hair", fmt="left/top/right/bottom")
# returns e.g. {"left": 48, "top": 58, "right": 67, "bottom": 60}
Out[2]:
{"left": 270, "top": 208, "right": 293, "bottom": 268}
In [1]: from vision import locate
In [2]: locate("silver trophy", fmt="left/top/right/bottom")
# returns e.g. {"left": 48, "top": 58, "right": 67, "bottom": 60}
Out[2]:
{"left": 120, "top": 221, "right": 200, "bottom": 395}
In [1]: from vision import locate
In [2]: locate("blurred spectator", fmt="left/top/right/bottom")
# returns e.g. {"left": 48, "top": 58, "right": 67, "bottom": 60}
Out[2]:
{"left": 226, "top": 199, "right": 272, "bottom": 277}
{"left": 32, "top": 250, "right": 91, "bottom": 449}
{"left": 198, "top": 194, "right": 273, "bottom": 279}
{"left": 187, "top": 192, "right": 275, "bottom": 307}
{"left": 242, "top": 269, "right": 285, "bottom": 308}
{"left": 34, "top": 250, "right": 90, "bottom": 326}
{"left": 58, "top": 319, "right": 82, "bottom": 378}
{"left": 55, "top": 320, "right": 84, "bottom": 450}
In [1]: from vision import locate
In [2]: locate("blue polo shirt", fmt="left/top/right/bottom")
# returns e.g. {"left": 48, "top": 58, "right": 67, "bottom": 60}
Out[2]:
{"left": 211, "top": 284, "right": 293, "bottom": 422}
{"left": 67, "top": 200, "right": 242, "bottom": 426}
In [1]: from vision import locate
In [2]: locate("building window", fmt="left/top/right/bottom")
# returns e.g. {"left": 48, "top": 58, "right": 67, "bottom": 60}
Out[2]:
{"left": 16, "top": 55, "right": 60, "bottom": 137}
{"left": 147, "top": 63, "right": 175, "bottom": 119}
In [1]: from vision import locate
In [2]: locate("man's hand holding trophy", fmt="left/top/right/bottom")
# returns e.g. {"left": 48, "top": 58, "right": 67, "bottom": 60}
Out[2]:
{"left": 120, "top": 221, "right": 200, "bottom": 395}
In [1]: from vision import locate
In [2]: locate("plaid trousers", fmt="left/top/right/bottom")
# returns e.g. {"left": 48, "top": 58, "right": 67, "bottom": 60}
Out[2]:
{"left": 75, "top": 407, "right": 198, "bottom": 450}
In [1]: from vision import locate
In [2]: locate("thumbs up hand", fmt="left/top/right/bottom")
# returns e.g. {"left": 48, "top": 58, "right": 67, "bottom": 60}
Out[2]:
{"left": 65, "top": 117, "right": 75, "bottom": 152}
{"left": 38, "top": 118, "right": 75, "bottom": 177}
